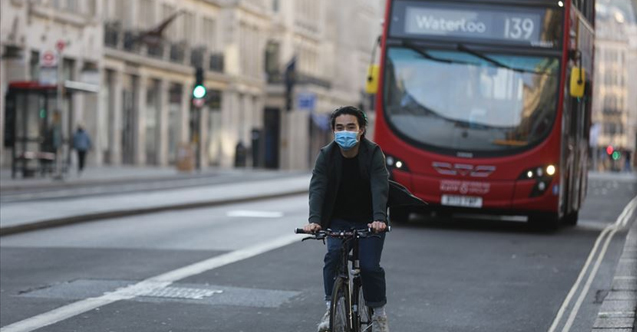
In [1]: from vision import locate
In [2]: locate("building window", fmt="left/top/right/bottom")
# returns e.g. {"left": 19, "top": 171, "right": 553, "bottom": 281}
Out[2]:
{"left": 182, "top": 12, "right": 195, "bottom": 45}
{"left": 202, "top": 17, "right": 217, "bottom": 51}
{"left": 86, "top": 0, "right": 96, "bottom": 16}
{"left": 140, "top": 0, "right": 155, "bottom": 29}
{"left": 162, "top": 4, "right": 177, "bottom": 41}
{"left": 30, "top": 51, "right": 40, "bottom": 81}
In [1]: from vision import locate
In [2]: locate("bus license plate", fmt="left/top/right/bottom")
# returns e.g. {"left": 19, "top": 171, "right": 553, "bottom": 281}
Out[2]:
{"left": 441, "top": 195, "right": 483, "bottom": 208}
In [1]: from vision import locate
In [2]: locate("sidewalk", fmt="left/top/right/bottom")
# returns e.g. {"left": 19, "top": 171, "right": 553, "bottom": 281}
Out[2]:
{"left": 0, "top": 166, "right": 311, "bottom": 235}
{"left": 592, "top": 218, "right": 637, "bottom": 332}
{"left": 0, "top": 165, "right": 264, "bottom": 191}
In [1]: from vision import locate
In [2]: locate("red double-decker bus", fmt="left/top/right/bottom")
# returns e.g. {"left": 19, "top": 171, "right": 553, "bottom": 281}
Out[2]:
{"left": 369, "top": 0, "right": 595, "bottom": 228}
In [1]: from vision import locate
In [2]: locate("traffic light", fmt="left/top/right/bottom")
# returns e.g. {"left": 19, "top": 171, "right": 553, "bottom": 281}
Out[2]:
{"left": 612, "top": 151, "right": 621, "bottom": 161}
{"left": 606, "top": 145, "right": 614, "bottom": 156}
{"left": 192, "top": 67, "right": 206, "bottom": 99}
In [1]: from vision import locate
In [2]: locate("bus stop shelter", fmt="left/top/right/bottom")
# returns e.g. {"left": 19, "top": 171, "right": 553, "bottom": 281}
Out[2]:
{"left": 3, "top": 81, "right": 97, "bottom": 179}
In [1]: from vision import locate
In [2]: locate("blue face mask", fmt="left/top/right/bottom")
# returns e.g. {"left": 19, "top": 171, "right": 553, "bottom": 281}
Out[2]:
{"left": 334, "top": 131, "right": 359, "bottom": 150}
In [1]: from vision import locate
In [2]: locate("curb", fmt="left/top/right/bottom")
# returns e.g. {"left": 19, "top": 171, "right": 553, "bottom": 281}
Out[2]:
{"left": 0, "top": 170, "right": 290, "bottom": 193}
{"left": 0, "top": 189, "right": 309, "bottom": 237}
{"left": 592, "top": 216, "right": 637, "bottom": 332}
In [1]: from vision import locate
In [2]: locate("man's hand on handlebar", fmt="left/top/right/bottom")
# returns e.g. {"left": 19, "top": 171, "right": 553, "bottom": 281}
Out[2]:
{"left": 367, "top": 221, "right": 387, "bottom": 233}
{"left": 303, "top": 223, "right": 322, "bottom": 233}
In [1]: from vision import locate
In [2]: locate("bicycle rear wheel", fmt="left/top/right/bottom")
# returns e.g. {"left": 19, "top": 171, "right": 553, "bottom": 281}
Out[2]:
{"left": 330, "top": 277, "right": 351, "bottom": 332}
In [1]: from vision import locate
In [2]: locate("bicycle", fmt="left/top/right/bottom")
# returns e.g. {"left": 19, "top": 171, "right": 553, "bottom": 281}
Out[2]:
{"left": 295, "top": 226, "right": 390, "bottom": 332}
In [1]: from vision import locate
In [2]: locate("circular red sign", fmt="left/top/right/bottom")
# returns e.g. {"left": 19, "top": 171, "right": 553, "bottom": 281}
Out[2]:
{"left": 56, "top": 40, "right": 65, "bottom": 52}
{"left": 41, "top": 51, "right": 56, "bottom": 66}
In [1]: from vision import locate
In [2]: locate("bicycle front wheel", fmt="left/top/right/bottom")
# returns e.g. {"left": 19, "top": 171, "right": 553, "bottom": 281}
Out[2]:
{"left": 330, "top": 277, "right": 351, "bottom": 332}
{"left": 354, "top": 284, "right": 373, "bottom": 332}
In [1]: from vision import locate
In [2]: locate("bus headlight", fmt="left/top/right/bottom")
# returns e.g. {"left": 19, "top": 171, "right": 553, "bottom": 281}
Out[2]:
{"left": 518, "top": 165, "right": 557, "bottom": 198}
{"left": 385, "top": 154, "right": 409, "bottom": 172}
{"left": 546, "top": 165, "right": 556, "bottom": 176}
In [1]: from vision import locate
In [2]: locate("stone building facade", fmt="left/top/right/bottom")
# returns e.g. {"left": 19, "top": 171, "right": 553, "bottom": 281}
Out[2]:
{"left": 593, "top": 0, "right": 637, "bottom": 171}
{"left": 1, "top": 0, "right": 384, "bottom": 172}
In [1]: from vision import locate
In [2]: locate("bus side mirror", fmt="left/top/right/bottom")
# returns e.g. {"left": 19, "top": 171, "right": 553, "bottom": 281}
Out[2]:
{"left": 366, "top": 65, "right": 380, "bottom": 94}
{"left": 570, "top": 68, "right": 586, "bottom": 98}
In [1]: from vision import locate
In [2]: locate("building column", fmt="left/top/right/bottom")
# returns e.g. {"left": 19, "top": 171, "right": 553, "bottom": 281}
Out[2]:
{"left": 219, "top": 89, "right": 237, "bottom": 168}
{"left": 135, "top": 75, "right": 147, "bottom": 165}
{"left": 110, "top": 70, "right": 123, "bottom": 165}
{"left": 0, "top": 59, "right": 5, "bottom": 167}
{"left": 180, "top": 83, "right": 190, "bottom": 146}
{"left": 199, "top": 106, "right": 209, "bottom": 170}
{"left": 158, "top": 79, "right": 169, "bottom": 166}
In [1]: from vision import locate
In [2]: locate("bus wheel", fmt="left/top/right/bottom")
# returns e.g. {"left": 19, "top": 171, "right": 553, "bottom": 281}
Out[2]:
{"left": 389, "top": 207, "right": 410, "bottom": 223}
{"left": 562, "top": 211, "right": 579, "bottom": 226}
{"left": 528, "top": 213, "right": 560, "bottom": 231}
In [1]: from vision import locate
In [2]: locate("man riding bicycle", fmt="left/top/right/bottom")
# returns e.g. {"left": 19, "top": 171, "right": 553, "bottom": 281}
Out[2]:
{"left": 303, "top": 106, "right": 390, "bottom": 332}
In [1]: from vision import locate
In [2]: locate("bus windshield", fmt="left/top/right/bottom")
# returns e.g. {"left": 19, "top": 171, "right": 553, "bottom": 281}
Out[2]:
{"left": 383, "top": 46, "right": 560, "bottom": 155}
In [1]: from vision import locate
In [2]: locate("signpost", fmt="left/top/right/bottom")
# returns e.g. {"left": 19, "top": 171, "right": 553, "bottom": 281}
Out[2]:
{"left": 297, "top": 92, "right": 316, "bottom": 111}
{"left": 55, "top": 41, "right": 65, "bottom": 179}
{"left": 39, "top": 51, "right": 58, "bottom": 85}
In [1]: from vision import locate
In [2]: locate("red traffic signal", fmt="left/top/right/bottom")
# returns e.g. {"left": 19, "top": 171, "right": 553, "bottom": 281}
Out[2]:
{"left": 606, "top": 145, "right": 614, "bottom": 155}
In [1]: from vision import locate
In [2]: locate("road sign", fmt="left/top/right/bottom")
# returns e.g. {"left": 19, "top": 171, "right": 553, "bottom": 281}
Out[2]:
{"left": 39, "top": 67, "right": 58, "bottom": 85}
{"left": 40, "top": 51, "right": 57, "bottom": 67}
{"left": 192, "top": 98, "right": 205, "bottom": 108}
{"left": 56, "top": 40, "right": 65, "bottom": 52}
{"left": 297, "top": 92, "right": 316, "bottom": 111}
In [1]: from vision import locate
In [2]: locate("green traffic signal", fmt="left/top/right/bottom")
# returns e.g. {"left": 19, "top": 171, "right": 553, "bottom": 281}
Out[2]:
{"left": 611, "top": 151, "right": 621, "bottom": 161}
{"left": 192, "top": 85, "right": 206, "bottom": 99}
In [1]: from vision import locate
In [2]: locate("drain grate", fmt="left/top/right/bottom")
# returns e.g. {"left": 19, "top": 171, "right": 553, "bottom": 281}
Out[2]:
{"left": 18, "top": 279, "right": 300, "bottom": 308}
{"left": 142, "top": 287, "right": 222, "bottom": 300}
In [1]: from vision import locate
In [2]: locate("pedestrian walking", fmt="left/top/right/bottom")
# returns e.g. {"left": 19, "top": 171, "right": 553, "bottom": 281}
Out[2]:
{"left": 302, "top": 106, "right": 391, "bottom": 332}
{"left": 72, "top": 125, "right": 92, "bottom": 174}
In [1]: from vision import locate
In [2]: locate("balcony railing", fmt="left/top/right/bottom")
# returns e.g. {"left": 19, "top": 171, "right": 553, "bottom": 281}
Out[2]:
{"left": 191, "top": 47, "right": 206, "bottom": 68}
{"left": 104, "top": 21, "right": 121, "bottom": 48}
{"left": 169, "top": 42, "right": 186, "bottom": 64}
{"left": 102, "top": 24, "right": 230, "bottom": 76}
{"left": 147, "top": 42, "right": 164, "bottom": 59}
{"left": 209, "top": 53, "right": 224, "bottom": 73}
{"left": 123, "top": 31, "right": 140, "bottom": 53}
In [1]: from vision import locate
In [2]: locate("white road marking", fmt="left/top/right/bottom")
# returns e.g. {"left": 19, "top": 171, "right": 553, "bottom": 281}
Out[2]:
{"left": 226, "top": 210, "right": 284, "bottom": 218}
{"left": 0, "top": 233, "right": 301, "bottom": 332}
{"left": 548, "top": 195, "right": 637, "bottom": 332}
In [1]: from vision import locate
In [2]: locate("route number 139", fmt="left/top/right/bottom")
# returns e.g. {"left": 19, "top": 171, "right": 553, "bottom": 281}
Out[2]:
{"left": 504, "top": 17, "right": 534, "bottom": 39}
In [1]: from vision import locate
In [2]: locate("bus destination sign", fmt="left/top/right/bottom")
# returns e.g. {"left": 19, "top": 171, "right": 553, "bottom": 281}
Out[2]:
{"left": 391, "top": 2, "right": 560, "bottom": 48}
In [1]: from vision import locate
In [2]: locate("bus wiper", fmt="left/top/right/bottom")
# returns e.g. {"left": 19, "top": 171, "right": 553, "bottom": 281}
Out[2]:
{"left": 456, "top": 43, "right": 523, "bottom": 73}
{"left": 456, "top": 43, "right": 546, "bottom": 75}
{"left": 401, "top": 41, "right": 455, "bottom": 64}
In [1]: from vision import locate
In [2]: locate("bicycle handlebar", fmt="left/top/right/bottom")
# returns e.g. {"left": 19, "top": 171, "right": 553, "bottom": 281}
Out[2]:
{"left": 294, "top": 226, "right": 391, "bottom": 239}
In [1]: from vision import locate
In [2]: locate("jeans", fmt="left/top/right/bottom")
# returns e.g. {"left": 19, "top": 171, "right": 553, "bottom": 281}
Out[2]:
{"left": 323, "top": 218, "right": 387, "bottom": 308}
{"left": 77, "top": 150, "right": 87, "bottom": 172}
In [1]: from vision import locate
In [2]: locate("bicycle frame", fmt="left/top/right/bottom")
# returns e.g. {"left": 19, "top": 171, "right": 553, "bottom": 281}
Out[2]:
{"left": 336, "top": 231, "right": 372, "bottom": 332}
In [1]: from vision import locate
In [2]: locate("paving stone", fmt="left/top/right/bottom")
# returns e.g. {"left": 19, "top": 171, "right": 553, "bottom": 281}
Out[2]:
{"left": 606, "top": 291, "right": 637, "bottom": 301}
{"left": 593, "top": 317, "right": 635, "bottom": 329}
{"left": 613, "top": 278, "right": 637, "bottom": 291}
{"left": 600, "top": 299, "right": 637, "bottom": 312}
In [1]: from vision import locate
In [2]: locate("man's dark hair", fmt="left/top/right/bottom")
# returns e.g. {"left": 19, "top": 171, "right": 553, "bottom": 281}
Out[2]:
{"left": 330, "top": 106, "right": 368, "bottom": 135}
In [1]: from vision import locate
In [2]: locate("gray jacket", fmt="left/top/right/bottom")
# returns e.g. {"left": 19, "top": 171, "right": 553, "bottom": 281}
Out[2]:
{"left": 308, "top": 138, "right": 389, "bottom": 228}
